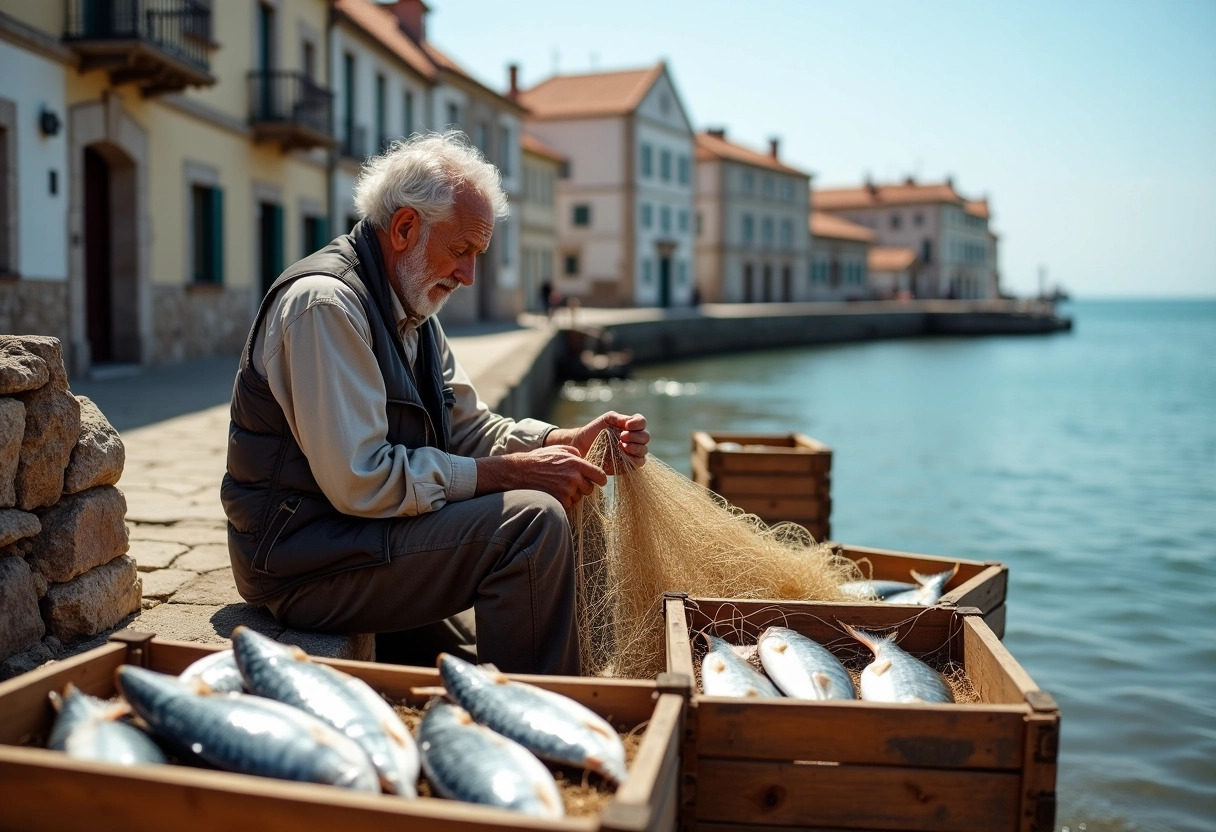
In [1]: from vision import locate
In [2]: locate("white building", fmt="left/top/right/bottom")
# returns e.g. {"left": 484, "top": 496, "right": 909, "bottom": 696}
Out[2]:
{"left": 517, "top": 62, "right": 696, "bottom": 307}
{"left": 694, "top": 129, "right": 811, "bottom": 303}
{"left": 814, "top": 178, "right": 1000, "bottom": 299}
{"left": 808, "top": 212, "right": 875, "bottom": 301}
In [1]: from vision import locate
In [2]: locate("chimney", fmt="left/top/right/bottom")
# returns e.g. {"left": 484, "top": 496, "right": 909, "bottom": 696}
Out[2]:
{"left": 769, "top": 137, "right": 780, "bottom": 159}
{"left": 706, "top": 127, "right": 726, "bottom": 139}
{"left": 508, "top": 63, "right": 519, "bottom": 101}
{"left": 904, "top": 175, "right": 915, "bottom": 185}
{"left": 386, "top": 0, "right": 428, "bottom": 44}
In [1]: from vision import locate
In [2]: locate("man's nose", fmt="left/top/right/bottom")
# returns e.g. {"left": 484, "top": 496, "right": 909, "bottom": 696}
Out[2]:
{"left": 454, "top": 254, "right": 477, "bottom": 286}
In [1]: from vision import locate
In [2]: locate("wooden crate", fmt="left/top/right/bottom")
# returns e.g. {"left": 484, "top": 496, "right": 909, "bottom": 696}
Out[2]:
{"left": 0, "top": 631, "right": 685, "bottom": 832}
{"left": 830, "top": 542, "right": 1010, "bottom": 638}
{"left": 690, "top": 432, "right": 832, "bottom": 542}
{"left": 664, "top": 595, "right": 1058, "bottom": 832}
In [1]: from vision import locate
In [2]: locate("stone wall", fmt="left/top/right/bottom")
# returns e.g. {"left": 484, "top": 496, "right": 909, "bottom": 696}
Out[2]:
{"left": 151, "top": 284, "right": 255, "bottom": 365}
{"left": 0, "top": 335, "right": 134, "bottom": 680}
{"left": 0, "top": 280, "right": 70, "bottom": 349}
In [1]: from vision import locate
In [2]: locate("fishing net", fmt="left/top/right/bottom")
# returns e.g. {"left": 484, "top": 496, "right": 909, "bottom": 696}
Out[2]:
{"left": 572, "top": 429, "right": 866, "bottom": 679}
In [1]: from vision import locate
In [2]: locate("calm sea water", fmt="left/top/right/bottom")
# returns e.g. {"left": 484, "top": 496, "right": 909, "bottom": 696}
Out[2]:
{"left": 550, "top": 299, "right": 1216, "bottom": 832}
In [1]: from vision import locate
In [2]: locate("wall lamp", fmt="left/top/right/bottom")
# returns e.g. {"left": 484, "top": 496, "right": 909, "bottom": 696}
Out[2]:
{"left": 39, "top": 108, "right": 62, "bottom": 137}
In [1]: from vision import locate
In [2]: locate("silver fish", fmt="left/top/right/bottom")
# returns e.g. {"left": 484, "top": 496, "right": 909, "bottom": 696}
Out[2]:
{"left": 838, "top": 579, "right": 919, "bottom": 600}
{"left": 881, "top": 565, "right": 959, "bottom": 605}
{"left": 47, "top": 684, "right": 167, "bottom": 766}
{"left": 115, "top": 665, "right": 380, "bottom": 791}
{"left": 418, "top": 700, "right": 563, "bottom": 818}
{"left": 757, "top": 627, "right": 855, "bottom": 700}
{"left": 843, "top": 625, "right": 953, "bottom": 704}
{"left": 178, "top": 648, "right": 245, "bottom": 694}
{"left": 700, "top": 633, "right": 782, "bottom": 698}
{"left": 437, "top": 653, "right": 628, "bottom": 785}
{"left": 231, "top": 626, "right": 419, "bottom": 796}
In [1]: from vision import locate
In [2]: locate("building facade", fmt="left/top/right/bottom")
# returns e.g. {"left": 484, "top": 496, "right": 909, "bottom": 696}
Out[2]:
{"left": 813, "top": 178, "right": 999, "bottom": 299}
{"left": 519, "top": 132, "right": 563, "bottom": 314}
{"left": 867, "top": 246, "right": 919, "bottom": 299}
{"left": 518, "top": 62, "right": 696, "bottom": 307}
{"left": 694, "top": 129, "right": 811, "bottom": 303}
{"left": 808, "top": 212, "right": 875, "bottom": 301}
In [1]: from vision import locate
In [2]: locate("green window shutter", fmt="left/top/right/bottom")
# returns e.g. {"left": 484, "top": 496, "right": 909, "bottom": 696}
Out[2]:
{"left": 211, "top": 186, "right": 224, "bottom": 285}
{"left": 271, "top": 204, "right": 284, "bottom": 278}
{"left": 314, "top": 217, "right": 328, "bottom": 250}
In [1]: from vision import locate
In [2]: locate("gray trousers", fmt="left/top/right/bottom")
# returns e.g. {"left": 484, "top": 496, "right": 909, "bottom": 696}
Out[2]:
{"left": 263, "top": 489, "right": 579, "bottom": 675}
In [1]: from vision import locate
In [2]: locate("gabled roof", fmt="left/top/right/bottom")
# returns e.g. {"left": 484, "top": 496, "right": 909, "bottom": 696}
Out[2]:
{"left": 809, "top": 211, "right": 877, "bottom": 243}
{"left": 694, "top": 132, "right": 807, "bottom": 178}
{"left": 869, "top": 246, "right": 918, "bottom": 272}
{"left": 333, "top": 0, "right": 436, "bottom": 82}
{"left": 521, "top": 132, "right": 567, "bottom": 163}
{"left": 517, "top": 63, "right": 666, "bottom": 120}
{"left": 814, "top": 180, "right": 964, "bottom": 211}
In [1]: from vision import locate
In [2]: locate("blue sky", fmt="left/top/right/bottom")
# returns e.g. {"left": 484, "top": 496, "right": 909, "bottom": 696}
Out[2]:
{"left": 431, "top": 0, "right": 1216, "bottom": 299}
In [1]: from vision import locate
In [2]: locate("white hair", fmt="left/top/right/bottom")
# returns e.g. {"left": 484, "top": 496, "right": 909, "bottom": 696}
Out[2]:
{"left": 353, "top": 130, "right": 509, "bottom": 230}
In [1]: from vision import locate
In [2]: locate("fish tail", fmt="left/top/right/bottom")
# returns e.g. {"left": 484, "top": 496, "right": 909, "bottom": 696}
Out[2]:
{"left": 910, "top": 563, "right": 959, "bottom": 585}
{"left": 840, "top": 622, "right": 891, "bottom": 655}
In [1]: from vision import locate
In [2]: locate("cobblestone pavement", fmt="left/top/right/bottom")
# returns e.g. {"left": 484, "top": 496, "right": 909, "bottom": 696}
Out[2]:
{"left": 73, "top": 322, "right": 559, "bottom": 660}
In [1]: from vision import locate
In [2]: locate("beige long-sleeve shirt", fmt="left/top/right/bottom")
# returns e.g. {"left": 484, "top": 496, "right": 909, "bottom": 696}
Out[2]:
{"left": 251, "top": 273, "right": 555, "bottom": 518}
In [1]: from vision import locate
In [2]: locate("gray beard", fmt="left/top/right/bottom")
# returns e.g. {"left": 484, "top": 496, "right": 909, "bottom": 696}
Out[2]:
{"left": 393, "top": 228, "right": 448, "bottom": 323}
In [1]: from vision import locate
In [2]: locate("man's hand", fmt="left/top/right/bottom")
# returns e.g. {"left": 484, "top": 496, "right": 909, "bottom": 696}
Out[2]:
{"left": 545, "top": 412, "right": 650, "bottom": 473}
{"left": 475, "top": 446, "right": 608, "bottom": 510}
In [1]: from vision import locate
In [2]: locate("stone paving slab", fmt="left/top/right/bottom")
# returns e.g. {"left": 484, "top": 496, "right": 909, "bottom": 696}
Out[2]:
{"left": 128, "top": 540, "right": 188, "bottom": 571}
{"left": 139, "top": 568, "right": 196, "bottom": 599}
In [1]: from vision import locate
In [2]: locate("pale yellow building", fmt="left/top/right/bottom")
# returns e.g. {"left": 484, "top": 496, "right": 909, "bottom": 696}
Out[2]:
{"left": 519, "top": 131, "right": 564, "bottom": 314}
{"left": 0, "top": 0, "right": 333, "bottom": 376}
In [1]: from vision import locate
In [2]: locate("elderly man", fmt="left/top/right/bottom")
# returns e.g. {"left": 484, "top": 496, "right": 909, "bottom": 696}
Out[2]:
{"left": 221, "top": 132, "right": 648, "bottom": 675}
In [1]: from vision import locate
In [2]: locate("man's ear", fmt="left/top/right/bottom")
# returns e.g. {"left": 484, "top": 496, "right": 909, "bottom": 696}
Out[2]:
{"left": 386, "top": 206, "right": 421, "bottom": 254}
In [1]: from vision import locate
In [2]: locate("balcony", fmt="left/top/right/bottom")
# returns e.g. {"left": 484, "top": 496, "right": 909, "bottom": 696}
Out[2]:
{"left": 63, "top": 0, "right": 215, "bottom": 96}
{"left": 248, "top": 71, "right": 336, "bottom": 152}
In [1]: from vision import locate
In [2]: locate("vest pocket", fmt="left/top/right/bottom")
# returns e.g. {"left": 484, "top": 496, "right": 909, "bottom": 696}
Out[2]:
{"left": 251, "top": 496, "right": 303, "bottom": 575}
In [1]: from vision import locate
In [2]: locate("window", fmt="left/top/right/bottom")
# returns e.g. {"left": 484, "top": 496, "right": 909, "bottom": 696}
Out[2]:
{"left": 762, "top": 177, "right": 774, "bottom": 199}
{"left": 342, "top": 52, "right": 355, "bottom": 153}
{"left": 375, "top": 73, "right": 387, "bottom": 152}
{"left": 659, "top": 93, "right": 670, "bottom": 115}
{"left": 475, "top": 123, "right": 488, "bottom": 152}
{"left": 642, "top": 258, "right": 652, "bottom": 283}
{"left": 660, "top": 149, "right": 672, "bottom": 181}
{"left": 922, "top": 239, "right": 932, "bottom": 264}
{"left": 677, "top": 260, "right": 688, "bottom": 285}
{"left": 498, "top": 125, "right": 511, "bottom": 176}
{"left": 446, "top": 102, "right": 460, "bottom": 128}
{"left": 761, "top": 217, "right": 774, "bottom": 247}
{"left": 660, "top": 206, "right": 671, "bottom": 233}
{"left": 572, "top": 204, "right": 591, "bottom": 227}
{"left": 678, "top": 210, "right": 689, "bottom": 232}
{"left": 499, "top": 220, "right": 511, "bottom": 265}
{"left": 781, "top": 180, "right": 794, "bottom": 201}
{"left": 564, "top": 253, "right": 579, "bottom": 275}
{"left": 403, "top": 91, "right": 414, "bottom": 137}
{"left": 741, "top": 171, "right": 754, "bottom": 195}
{"left": 890, "top": 213, "right": 902, "bottom": 230}
{"left": 640, "top": 144, "right": 653, "bottom": 178}
{"left": 914, "top": 212, "right": 924, "bottom": 227}
{"left": 780, "top": 218, "right": 792, "bottom": 249}
{"left": 302, "top": 40, "right": 315, "bottom": 81}
{"left": 302, "top": 214, "right": 327, "bottom": 257}
{"left": 191, "top": 184, "right": 224, "bottom": 284}
{"left": 640, "top": 202, "right": 652, "bottom": 229}
{"left": 742, "top": 214, "right": 754, "bottom": 245}
{"left": 678, "top": 155, "right": 690, "bottom": 185}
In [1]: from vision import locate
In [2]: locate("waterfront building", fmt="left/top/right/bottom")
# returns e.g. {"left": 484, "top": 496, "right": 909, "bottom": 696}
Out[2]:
{"left": 330, "top": 0, "right": 526, "bottom": 324}
{"left": 808, "top": 212, "right": 875, "bottom": 301}
{"left": 693, "top": 129, "right": 811, "bottom": 304}
{"left": 813, "top": 178, "right": 999, "bottom": 299}
{"left": 0, "top": 0, "right": 334, "bottom": 376}
{"left": 517, "top": 62, "right": 696, "bottom": 308}
{"left": 867, "top": 247, "right": 919, "bottom": 299}
{"left": 519, "top": 131, "right": 564, "bottom": 314}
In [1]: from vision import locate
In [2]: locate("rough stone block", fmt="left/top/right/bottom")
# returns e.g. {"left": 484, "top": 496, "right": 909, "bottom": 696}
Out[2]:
{"left": 0, "top": 640, "right": 58, "bottom": 682}
{"left": 0, "top": 507, "right": 40, "bottom": 548}
{"left": 0, "top": 555, "right": 46, "bottom": 661}
{"left": 0, "top": 398, "right": 24, "bottom": 507}
{"left": 13, "top": 386, "right": 80, "bottom": 511}
{"left": 40, "top": 554, "right": 142, "bottom": 642}
{"left": 29, "top": 486, "right": 129, "bottom": 584}
{"left": 63, "top": 396, "right": 125, "bottom": 494}
{"left": 171, "top": 569, "right": 244, "bottom": 606}
{"left": 0, "top": 337, "right": 51, "bottom": 395}
{"left": 278, "top": 630, "right": 375, "bottom": 661}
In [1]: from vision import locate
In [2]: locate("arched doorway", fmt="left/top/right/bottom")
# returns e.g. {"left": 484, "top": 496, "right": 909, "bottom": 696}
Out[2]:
{"left": 83, "top": 144, "right": 139, "bottom": 364}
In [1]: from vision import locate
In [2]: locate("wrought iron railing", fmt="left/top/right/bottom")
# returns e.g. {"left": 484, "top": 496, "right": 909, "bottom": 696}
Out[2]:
{"left": 64, "top": 0, "right": 212, "bottom": 72}
{"left": 341, "top": 124, "right": 368, "bottom": 159}
{"left": 248, "top": 71, "right": 334, "bottom": 139}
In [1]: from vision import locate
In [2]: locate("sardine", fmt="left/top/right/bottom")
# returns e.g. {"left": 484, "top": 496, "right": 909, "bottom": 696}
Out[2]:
{"left": 178, "top": 648, "right": 245, "bottom": 694}
{"left": 114, "top": 665, "right": 379, "bottom": 791}
{"left": 699, "top": 633, "right": 782, "bottom": 698}
{"left": 418, "top": 700, "right": 563, "bottom": 818}
{"left": 843, "top": 625, "right": 953, "bottom": 703}
{"left": 757, "top": 626, "right": 855, "bottom": 700}
{"left": 838, "top": 579, "right": 918, "bottom": 600}
{"left": 437, "top": 653, "right": 628, "bottom": 785}
{"left": 47, "top": 684, "right": 167, "bottom": 766}
{"left": 231, "top": 626, "right": 419, "bottom": 796}
{"left": 881, "top": 565, "right": 959, "bottom": 605}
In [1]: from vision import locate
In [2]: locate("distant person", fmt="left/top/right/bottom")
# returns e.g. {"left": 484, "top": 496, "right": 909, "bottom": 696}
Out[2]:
{"left": 539, "top": 279, "right": 553, "bottom": 316}
{"left": 221, "top": 132, "right": 649, "bottom": 675}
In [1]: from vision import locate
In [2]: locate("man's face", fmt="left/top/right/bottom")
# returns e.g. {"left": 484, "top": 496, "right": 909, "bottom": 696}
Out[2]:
{"left": 393, "top": 188, "right": 494, "bottom": 320}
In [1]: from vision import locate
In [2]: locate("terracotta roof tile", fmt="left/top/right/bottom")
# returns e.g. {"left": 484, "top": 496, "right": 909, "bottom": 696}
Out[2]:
{"left": 814, "top": 181, "right": 964, "bottom": 210}
{"left": 333, "top": 0, "right": 436, "bottom": 82}
{"left": 521, "top": 132, "right": 567, "bottom": 163}
{"left": 518, "top": 63, "right": 665, "bottom": 119}
{"left": 965, "top": 199, "right": 990, "bottom": 219}
{"left": 810, "top": 211, "right": 877, "bottom": 243}
{"left": 868, "top": 246, "right": 918, "bottom": 272}
{"left": 694, "top": 132, "right": 807, "bottom": 177}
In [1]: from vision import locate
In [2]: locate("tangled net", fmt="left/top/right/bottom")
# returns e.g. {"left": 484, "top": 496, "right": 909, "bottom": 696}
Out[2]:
{"left": 572, "top": 430, "right": 866, "bottom": 679}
